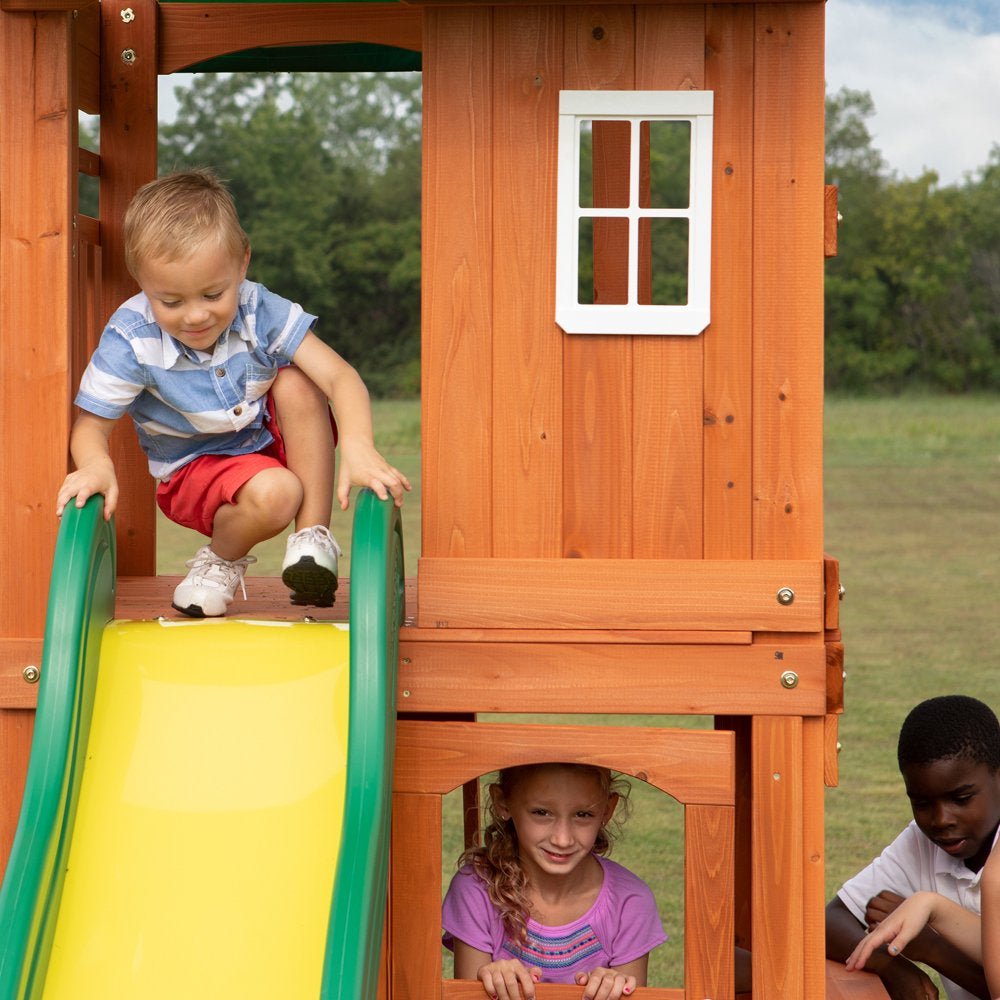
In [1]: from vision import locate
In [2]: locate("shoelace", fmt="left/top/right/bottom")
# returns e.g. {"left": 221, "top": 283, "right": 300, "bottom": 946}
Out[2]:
{"left": 185, "top": 550, "right": 257, "bottom": 601}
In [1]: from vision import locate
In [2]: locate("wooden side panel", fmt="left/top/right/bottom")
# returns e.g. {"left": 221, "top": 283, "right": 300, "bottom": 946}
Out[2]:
{"left": 75, "top": 0, "right": 99, "bottom": 114}
{"left": 633, "top": 4, "right": 705, "bottom": 559}
{"left": 752, "top": 715, "right": 804, "bottom": 998}
{"left": 685, "top": 802, "right": 735, "bottom": 999}
{"left": 421, "top": 7, "right": 493, "bottom": 558}
{"left": 703, "top": 4, "right": 753, "bottom": 559}
{"left": 0, "top": 8, "right": 74, "bottom": 640}
{"left": 0, "top": 710, "right": 35, "bottom": 879}
{"left": 491, "top": 7, "right": 564, "bottom": 557}
{"left": 99, "top": 0, "right": 157, "bottom": 575}
{"left": 562, "top": 5, "right": 634, "bottom": 559}
{"left": 391, "top": 792, "right": 443, "bottom": 1000}
{"left": 751, "top": 3, "right": 825, "bottom": 561}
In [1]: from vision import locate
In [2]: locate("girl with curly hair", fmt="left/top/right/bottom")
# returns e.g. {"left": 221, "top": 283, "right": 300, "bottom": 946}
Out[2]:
{"left": 442, "top": 762, "right": 666, "bottom": 1000}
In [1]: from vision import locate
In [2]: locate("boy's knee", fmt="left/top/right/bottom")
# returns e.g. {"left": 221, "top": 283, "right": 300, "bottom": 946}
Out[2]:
{"left": 238, "top": 467, "right": 303, "bottom": 526}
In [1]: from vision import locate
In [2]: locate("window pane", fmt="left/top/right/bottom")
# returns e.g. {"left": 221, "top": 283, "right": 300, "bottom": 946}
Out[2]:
{"left": 579, "top": 120, "right": 631, "bottom": 209}
{"left": 639, "top": 217, "right": 688, "bottom": 305}
{"left": 578, "top": 217, "right": 629, "bottom": 305}
{"left": 640, "top": 120, "right": 691, "bottom": 210}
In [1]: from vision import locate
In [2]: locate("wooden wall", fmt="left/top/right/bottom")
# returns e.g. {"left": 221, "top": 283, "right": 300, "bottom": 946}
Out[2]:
{"left": 421, "top": 1, "right": 825, "bottom": 569}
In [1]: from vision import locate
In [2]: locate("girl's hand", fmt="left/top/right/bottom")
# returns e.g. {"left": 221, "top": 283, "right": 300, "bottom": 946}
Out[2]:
{"left": 846, "top": 892, "right": 938, "bottom": 972}
{"left": 477, "top": 959, "right": 541, "bottom": 1000}
{"left": 575, "top": 967, "right": 637, "bottom": 1000}
{"left": 335, "top": 438, "right": 411, "bottom": 509}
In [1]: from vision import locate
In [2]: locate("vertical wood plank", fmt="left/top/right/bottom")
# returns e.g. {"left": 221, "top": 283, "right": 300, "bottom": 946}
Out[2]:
{"left": 717, "top": 714, "right": 753, "bottom": 949}
{"left": 391, "top": 792, "right": 443, "bottom": 1000}
{"left": 633, "top": 5, "right": 705, "bottom": 558}
{"left": 421, "top": 7, "right": 493, "bottom": 559}
{"left": 684, "top": 803, "right": 735, "bottom": 1000}
{"left": 491, "top": 6, "right": 564, "bottom": 557}
{"left": 751, "top": 2, "right": 826, "bottom": 561}
{"left": 0, "top": 8, "right": 74, "bottom": 642}
{"left": 704, "top": 4, "right": 754, "bottom": 559}
{"left": 803, "top": 715, "right": 826, "bottom": 1000}
{"left": 0, "top": 710, "right": 35, "bottom": 878}
{"left": 100, "top": 0, "right": 158, "bottom": 575}
{"left": 561, "top": 5, "right": 633, "bottom": 559}
{"left": 752, "top": 715, "right": 804, "bottom": 998}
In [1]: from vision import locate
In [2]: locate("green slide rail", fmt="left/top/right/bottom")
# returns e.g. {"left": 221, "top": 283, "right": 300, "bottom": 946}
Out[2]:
{"left": 0, "top": 491, "right": 403, "bottom": 1000}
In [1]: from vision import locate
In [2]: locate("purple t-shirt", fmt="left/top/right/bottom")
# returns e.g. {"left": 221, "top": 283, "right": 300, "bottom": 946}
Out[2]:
{"left": 442, "top": 856, "right": 667, "bottom": 984}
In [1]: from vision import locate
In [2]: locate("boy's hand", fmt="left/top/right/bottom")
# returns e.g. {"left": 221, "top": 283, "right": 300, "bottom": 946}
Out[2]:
{"left": 576, "top": 966, "right": 637, "bottom": 999}
{"left": 336, "top": 439, "right": 411, "bottom": 509}
{"left": 56, "top": 461, "right": 119, "bottom": 521}
{"left": 879, "top": 960, "right": 940, "bottom": 1000}
{"left": 477, "top": 958, "right": 541, "bottom": 1000}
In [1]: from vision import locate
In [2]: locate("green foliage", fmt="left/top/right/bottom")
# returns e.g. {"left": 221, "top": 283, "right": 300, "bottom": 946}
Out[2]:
{"left": 825, "top": 88, "right": 1000, "bottom": 392}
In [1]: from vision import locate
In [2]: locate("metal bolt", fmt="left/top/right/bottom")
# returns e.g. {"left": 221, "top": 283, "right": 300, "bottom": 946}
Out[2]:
{"left": 402, "top": 689, "right": 411, "bottom": 698}
{"left": 22, "top": 665, "right": 40, "bottom": 684}
{"left": 776, "top": 587, "right": 795, "bottom": 605}
{"left": 120, "top": 7, "right": 135, "bottom": 21}
{"left": 121, "top": 48, "right": 136, "bottom": 64}
{"left": 780, "top": 670, "right": 799, "bottom": 689}
{"left": 838, "top": 583, "right": 846, "bottom": 600}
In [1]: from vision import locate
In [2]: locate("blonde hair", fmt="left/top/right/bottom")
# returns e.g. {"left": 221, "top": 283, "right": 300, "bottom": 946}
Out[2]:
{"left": 458, "top": 763, "right": 631, "bottom": 944}
{"left": 123, "top": 168, "right": 250, "bottom": 279}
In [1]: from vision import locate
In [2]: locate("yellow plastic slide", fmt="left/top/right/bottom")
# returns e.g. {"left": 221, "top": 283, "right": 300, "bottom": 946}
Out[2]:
{"left": 42, "top": 619, "right": 350, "bottom": 999}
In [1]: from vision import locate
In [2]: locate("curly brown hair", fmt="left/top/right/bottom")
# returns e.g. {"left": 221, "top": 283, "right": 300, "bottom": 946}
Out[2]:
{"left": 457, "top": 763, "right": 631, "bottom": 944}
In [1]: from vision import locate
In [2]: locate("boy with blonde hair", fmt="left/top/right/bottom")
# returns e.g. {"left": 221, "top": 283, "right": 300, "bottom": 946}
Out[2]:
{"left": 57, "top": 168, "right": 409, "bottom": 617}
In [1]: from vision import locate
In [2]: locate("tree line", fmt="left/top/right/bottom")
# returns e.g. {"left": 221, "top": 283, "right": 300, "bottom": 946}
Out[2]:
{"left": 84, "top": 74, "right": 999, "bottom": 395}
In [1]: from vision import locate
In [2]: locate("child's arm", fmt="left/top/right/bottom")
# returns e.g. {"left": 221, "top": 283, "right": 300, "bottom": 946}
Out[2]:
{"left": 453, "top": 938, "right": 541, "bottom": 1000}
{"left": 56, "top": 413, "right": 119, "bottom": 520}
{"left": 982, "top": 845, "right": 1000, "bottom": 998}
{"left": 289, "top": 332, "right": 411, "bottom": 509}
{"left": 575, "top": 955, "right": 645, "bottom": 999}
{"left": 846, "top": 892, "right": 982, "bottom": 970}
{"left": 862, "top": 891, "right": 989, "bottom": 999}
{"left": 826, "top": 896, "right": 941, "bottom": 1000}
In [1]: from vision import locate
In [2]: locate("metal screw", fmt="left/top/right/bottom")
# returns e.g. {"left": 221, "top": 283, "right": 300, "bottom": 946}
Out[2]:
{"left": 776, "top": 587, "right": 795, "bottom": 605}
{"left": 120, "top": 7, "right": 135, "bottom": 21}
{"left": 22, "top": 665, "right": 40, "bottom": 684}
{"left": 780, "top": 670, "right": 799, "bottom": 689}
{"left": 402, "top": 689, "right": 411, "bottom": 698}
{"left": 838, "top": 583, "right": 846, "bottom": 600}
{"left": 121, "top": 48, "right": 136, "bottom": 64}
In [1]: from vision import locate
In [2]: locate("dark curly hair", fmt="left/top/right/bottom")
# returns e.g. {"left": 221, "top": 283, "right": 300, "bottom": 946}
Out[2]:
{"left": 458, "top": 763, "right": 631, "bottom": 945}
{"left": 897, "top": 695, "right": 1000, "bottom": 772}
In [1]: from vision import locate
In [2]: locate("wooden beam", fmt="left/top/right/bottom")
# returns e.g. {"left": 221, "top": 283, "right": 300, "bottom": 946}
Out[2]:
{"left": 417, "top": 556, "right": 824, "bottom": 630}
{"left": 159, "top": 2, "right": 422, "bottom": 73}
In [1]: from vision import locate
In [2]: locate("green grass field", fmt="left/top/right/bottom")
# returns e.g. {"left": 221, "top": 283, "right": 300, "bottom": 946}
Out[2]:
{"left": 156, "top": 393, "right": 999, "bottom": 987}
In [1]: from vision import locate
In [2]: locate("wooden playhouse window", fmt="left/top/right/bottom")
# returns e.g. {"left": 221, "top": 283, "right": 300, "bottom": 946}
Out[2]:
{"left": 555, "top": 91, "right": 714, "bottom": 336}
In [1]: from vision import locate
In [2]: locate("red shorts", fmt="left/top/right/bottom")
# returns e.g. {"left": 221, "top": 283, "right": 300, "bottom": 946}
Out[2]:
{"left": 156, "top": 398, "right": 289, "bottom": 538}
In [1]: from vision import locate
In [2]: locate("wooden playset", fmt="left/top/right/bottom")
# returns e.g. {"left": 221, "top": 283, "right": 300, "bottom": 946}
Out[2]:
{"left": 0, "top": 0, "right": 889, "bottom": 995}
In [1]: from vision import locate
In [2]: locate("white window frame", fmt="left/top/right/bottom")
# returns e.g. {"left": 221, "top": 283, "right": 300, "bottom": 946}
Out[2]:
{"left": 555, "top": 90, "right": 714, "bottom": 336}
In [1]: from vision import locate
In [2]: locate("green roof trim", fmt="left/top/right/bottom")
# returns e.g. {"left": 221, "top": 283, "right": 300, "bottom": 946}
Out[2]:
{"left": 171, "top": 41, "right": 420, "bottom": 74}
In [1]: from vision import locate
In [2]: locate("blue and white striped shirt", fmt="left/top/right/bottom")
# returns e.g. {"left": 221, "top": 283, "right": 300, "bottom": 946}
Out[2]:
{"left": 75, "top": 281, "right": 316, "bottom": 480}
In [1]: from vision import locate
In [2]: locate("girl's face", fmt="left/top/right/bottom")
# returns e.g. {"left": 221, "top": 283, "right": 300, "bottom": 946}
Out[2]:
{"left": 138, "top": 242, "right": 250, "bottom": 353}
{"left": 492, "top": 766, "right": 618, "bottom": 881}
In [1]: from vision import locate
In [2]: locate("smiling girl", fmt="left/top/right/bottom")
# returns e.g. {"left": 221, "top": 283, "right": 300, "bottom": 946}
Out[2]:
{"left": 442, "top": 763, "right": 666, "bottom": 1000}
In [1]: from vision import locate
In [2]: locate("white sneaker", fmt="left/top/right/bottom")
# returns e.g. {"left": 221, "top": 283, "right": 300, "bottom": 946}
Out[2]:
{"left": 172, "top": 546, "right": 256, "bottom": 618}
{"left": 281, "top": 525, "right": 341, "bottom": 607}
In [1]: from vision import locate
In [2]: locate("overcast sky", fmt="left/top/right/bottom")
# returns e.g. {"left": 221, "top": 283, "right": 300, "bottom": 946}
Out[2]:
{"left": 158, "top": 0, "right": 1000, "bottom": 188}
{"left": 825, "top": 0, "right": 1000, "bottom": 184}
